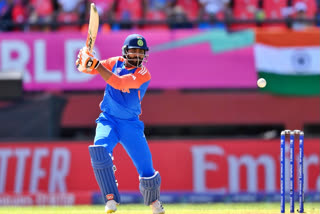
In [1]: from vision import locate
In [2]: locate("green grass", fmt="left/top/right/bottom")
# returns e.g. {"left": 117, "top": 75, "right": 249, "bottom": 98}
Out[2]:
{"left": 0, "top": 203, "right": 319, "bottom": 214}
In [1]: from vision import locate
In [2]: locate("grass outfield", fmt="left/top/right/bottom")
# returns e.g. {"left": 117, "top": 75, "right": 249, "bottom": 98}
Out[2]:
{"left": 0, "top": 203, "right": 319, "bottom": 214}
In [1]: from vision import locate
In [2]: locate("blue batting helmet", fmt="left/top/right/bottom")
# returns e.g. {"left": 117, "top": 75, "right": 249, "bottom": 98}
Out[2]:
{"left": 122, "top": 34, "right": 149, "bottom": 67}
{"left": 122, "top": 34, "right": 149, "bottom": 58}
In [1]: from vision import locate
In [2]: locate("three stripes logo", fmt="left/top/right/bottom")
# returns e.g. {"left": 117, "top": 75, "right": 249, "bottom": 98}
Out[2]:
{"left": 138, "top": 67, "right": 147, "bottom": 75}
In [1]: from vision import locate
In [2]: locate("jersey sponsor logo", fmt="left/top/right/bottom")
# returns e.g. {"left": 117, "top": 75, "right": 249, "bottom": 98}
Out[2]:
{"left": 131, "top": 75, "right": 136, "bottom": 80}
{"left": 106, "top": 194, "right": 114, "bottom": 200}
{"left": 121, "top": 88, "right": 130, "bottom": 93}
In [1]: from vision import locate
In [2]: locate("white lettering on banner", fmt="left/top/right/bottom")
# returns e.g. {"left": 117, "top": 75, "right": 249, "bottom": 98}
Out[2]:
{"left": 30, "top": 148, "right": 49, "bottom": 193}
{"left": 0, "top": 195, "right": 33, "bottom": 206}
{"left": 1, "top": 40, "right": 31, "bottom": 82}
{"left": 14, "top": 149, "right": 31, "bottom": 193}
{"left": 284, "top": 149, "right": 320, "bottom": 192}
{"left": 0, "top": 148, "right": 71, "bottom": 194}
{"left": 191, "top": 146, "right": 320, "bottom": 193}
{"left": 65, "top": 40, "right": 96, "bottom": 82}
{"left": 36, "top": 193, "right": 75, "bottom": 205}
{"left": 191, "top": 146, "right": 226, "bottom": 193}
{"left": 228, "top": 155, "right": 275, "bottom": 193}
{"left": 303, "top": 154, "right": 319, "bottom": 192}
{"left": 34, "top": 40, "right": 62, "bottom": 82}
{"left": 0, "top": 149, "right": 12, "bottom": 193}
{"left": 49, "top": 148, "right": 70, "bottom": 193}
{"left": 0, "top": 194, "right": 75, "bottom": 206}
{"left": 0, "top": 39, "right": 100, "bottom": 85}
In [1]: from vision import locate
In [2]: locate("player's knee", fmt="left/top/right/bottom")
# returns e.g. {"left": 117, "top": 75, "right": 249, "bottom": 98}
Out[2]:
{"left": 93, "top": 140, "right": 114, "bottom": 153}
{"left": 89, "top": 145, "right": 113, "bottom": 168}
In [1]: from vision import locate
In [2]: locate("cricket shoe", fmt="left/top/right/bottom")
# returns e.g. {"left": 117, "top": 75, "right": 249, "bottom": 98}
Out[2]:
{"left": 150, "top": 200, "right": 165, "bottom": 214}
{"left": 105, "top": 200, "right": 117, "bottom": 213}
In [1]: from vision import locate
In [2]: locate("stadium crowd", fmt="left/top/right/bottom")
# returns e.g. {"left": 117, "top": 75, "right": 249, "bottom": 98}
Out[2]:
{"left": 0, "top": 0, "right": 320, "bottom": 31}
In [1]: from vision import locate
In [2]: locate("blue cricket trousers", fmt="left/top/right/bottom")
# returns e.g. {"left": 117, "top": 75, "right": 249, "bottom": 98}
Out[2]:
{"left": 94, "top": 112, "right": 155, "bottom": 177}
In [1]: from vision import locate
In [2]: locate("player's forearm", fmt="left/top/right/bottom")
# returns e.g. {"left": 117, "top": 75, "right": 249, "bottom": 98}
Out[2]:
{"left": 95, "top": 63, "right": 143, "bottom": 90}
{"left": 95, "top": 63, "right": 124, "bottom": 89}
{"left": 95, "top": 63, "right": 113, "bottom": 82}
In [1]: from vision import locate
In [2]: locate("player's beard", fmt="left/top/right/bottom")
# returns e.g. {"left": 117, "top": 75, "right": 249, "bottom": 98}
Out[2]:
{"left": 127, "top": 56, "right": 144, "bottom": 67}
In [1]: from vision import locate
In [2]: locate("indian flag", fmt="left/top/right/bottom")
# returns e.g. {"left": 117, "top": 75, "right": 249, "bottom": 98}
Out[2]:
{"left": 254, "top": 30, "right": 320, "bottom": 96}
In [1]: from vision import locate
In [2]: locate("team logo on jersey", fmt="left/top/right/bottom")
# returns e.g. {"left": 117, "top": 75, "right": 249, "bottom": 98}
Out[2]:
{"left": 137, "top": 39, "right": 144, "bottom": 47}
{"left": 116, "top": 67, "right": 121, "bottom": 74}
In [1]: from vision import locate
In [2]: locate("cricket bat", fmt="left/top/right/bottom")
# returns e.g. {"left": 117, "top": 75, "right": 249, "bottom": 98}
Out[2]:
{"left": 86, "top": 3, "right": 99, "bottom": 53}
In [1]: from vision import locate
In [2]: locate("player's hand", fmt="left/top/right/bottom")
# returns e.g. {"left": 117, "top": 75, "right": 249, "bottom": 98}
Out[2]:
{"left": 76, "top": 47, "right": 100, "bottom": 74}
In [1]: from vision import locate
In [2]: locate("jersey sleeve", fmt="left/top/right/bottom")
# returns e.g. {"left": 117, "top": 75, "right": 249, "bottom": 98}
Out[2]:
{"left": 90, "top": 56, "right": 120, "bottom": 75}
{"left": 107, "top": 66, "right": 151, "bottom": 90}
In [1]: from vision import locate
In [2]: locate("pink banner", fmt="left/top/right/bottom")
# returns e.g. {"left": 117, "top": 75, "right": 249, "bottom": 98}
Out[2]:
{"left": 0, "top": 30, "right": 256, "bottom": 90}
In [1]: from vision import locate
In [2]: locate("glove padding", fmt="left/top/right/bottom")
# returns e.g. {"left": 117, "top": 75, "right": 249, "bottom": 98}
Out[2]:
{"left": 76, "top": 47, "right": 100, "bottom": 74}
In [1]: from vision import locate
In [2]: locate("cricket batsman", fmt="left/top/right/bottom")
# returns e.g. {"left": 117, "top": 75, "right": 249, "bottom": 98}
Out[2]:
{"left": 75, "top": 34, "right": 165, "bottom": 214}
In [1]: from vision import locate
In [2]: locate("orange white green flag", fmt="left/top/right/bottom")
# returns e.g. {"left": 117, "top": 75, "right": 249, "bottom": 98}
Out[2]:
{"left": 254, "top": 30, "right": 320, "bottom": 96}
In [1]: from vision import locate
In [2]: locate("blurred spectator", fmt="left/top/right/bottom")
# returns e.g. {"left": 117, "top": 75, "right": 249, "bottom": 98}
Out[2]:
{"left": 177, "top": 0, "right": 200, "bottom": 21}
{"left": 0, "top": 0, "right": 14, "bottom": 31}
{"left": 12, "top": 0, "right": 30, "bottom": 31}
{"left": 148, "top": 0, "right": 167, "bottom": 10}
{"left": 198, "top": 0, "right": 232, "bottom": 29}
{"left": 28, "top": 0, "right": 54, "bottom": 31}
{"left": 166, "top": 0, "right": 192, "bottom": 29}
{"left": 56, "top": 0, "right": 84, "bottom": 31}
{"left": 143, "top": 0, "right": 168, "bottom": 29}
{"left": 264, "top": 0, "right": 287, "bottom": 19}
{"left": 259, "top": 0, "right": 288, "bottom": 29}
{"left": 112, "top": 0, "right": 144, "bottom": 29}
{"left": 293, "top": 0, "right": 317, "bottom": 17}
{"left": 228, "top": 0, "right": 259, "bottom": 31}
{"left": 281, "top": 6, "right": 294, "bottom": 18}
{"left": 224, "top": 0, "right": 233, "bottom": 20}
{"left": 1, "top": 0, "right": 319, "bottom": 32}
{"left": 57, "top": 0, "right": 83, "bottom": 13}
{"left": 255, "top": 0, "right": 265, "bottom": 27}
{"left": 199, "top": 0, "right": 231, "bottom": 20}
{"left": 232, "top": 0, "right": 258, "bottom": 20}
{"left": 81, "top": 0, "right": 115, "bottom": 33}
{"left": 90, "top": 0, "right": 115, "bottom": 21}
{"left": 292, "top": 1, "right": 312, "bottom": 30}
{"left": 316, "top": 5, "right": 320, "bottom": 27}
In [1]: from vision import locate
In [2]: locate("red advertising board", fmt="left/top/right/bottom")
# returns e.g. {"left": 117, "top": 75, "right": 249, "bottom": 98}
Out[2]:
{"left": 0, "top": 139, "right": 319, "bottom": 205}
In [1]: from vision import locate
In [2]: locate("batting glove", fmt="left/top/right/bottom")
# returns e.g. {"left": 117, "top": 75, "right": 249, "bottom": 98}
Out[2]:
{"left": 76, "top": 47, "right": 100, "bottom": 74}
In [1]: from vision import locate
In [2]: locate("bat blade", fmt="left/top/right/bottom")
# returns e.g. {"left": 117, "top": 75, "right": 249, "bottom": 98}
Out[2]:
{"left": 86, "top": 3, "right": 99, "bottom": 53}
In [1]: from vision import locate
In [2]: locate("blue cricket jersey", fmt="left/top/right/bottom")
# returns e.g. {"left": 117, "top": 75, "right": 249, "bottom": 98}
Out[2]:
{"left": 95, "top": 56, "right": 151, "bottom": 119}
